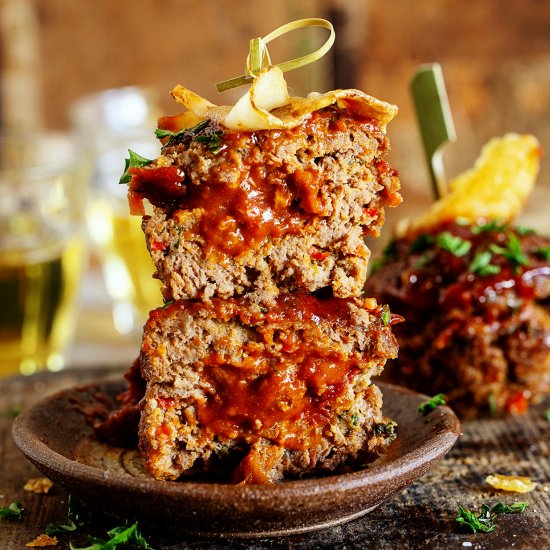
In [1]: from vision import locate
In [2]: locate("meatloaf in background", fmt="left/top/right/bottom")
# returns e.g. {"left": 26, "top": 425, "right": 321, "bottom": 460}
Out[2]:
{"left": 365, "top": 220, "right": 550, "bottom": 418}
{"left": 137, "top": 293, "right": 399, "bottom": 483}
{"left": 130, "top": 106, "right": 401, "bottom": 303}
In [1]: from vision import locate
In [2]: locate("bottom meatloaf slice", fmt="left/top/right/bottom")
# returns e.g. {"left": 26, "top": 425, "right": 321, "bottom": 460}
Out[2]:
{"left": 138, "top": 293, "right": 399, "bottom": 483}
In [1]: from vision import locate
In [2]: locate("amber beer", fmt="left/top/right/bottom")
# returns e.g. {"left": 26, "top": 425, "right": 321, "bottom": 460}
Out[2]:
{"left": 0, "top": 132, "right": 89, "bottom": 377}
{"left": 0, "top": 236, "right": 85, "bottom": 376}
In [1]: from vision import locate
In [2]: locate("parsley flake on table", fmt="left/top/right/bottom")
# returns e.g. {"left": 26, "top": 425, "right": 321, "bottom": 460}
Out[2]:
{"left": 418, "top": 393, "right": 446, "bottom": 416}
{"left": 0, "top": 501, "right": 24, "bottom": 520}
{"left": 436, "top": 232, "right": 472, "bottom": 257}
{"left": 69, "top": 522, "right": 154, "bottom": 550}
{"left": 45, "top": 495, "right": 89, "bottom": 536}
{"left": 455, "top": 501, "right": 528, "bottom": 534}
{"left": 543, "top": 408, "right": 550, "bottom": 422}
{"left": 456, "top": 503, "right": 496, "bottom": 533}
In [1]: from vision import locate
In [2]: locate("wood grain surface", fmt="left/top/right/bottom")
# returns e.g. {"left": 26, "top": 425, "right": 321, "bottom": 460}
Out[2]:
{"left": 1, "top": 367, "right": 549, "bottom": 549}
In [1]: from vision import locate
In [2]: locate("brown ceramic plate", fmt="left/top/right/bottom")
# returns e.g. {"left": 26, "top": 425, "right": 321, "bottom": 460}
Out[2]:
{"left": 12, "top": 380, "right": 461, "bottom": 538}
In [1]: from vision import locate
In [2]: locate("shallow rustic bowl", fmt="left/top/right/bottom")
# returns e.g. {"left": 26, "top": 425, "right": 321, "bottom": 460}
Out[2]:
{"left": 12, "top": 380, "right": 461, "bottom": 538}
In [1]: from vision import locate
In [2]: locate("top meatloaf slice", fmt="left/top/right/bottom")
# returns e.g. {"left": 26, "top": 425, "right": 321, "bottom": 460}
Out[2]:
{"left": 130, "top": 106, "right": 401, "bottom": 303}
{"left": 138, "top": 292, "right": 399, "bottom": 483}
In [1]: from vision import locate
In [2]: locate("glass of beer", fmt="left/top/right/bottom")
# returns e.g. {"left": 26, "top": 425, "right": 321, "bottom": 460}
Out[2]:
{"left": 0, "top": 133, "right": 89, "bottom": 377}
{"left": 70, "top": 87, "right": 164, "bottom": 336}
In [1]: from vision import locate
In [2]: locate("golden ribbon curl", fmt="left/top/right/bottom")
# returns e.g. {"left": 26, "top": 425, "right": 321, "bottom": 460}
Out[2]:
{"left": 216, "top": 18, "right": 335, "bottom": 93}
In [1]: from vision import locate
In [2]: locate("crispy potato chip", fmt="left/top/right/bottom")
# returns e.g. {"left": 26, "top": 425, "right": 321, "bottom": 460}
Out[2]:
{"left": 170, "top": 66, "right": 397, "bottom": 132}
{"left": 397, "top": 133, "right": 542, "bottom": 236}
{"left": 26, "top": 534, "right": 58, "bottom": 547}
{"left": 485, "top": 473, "right": 537, "bottom": 493}
{"left": 223, "top": 66, "right": 290, "bottom": 130}
{"left": 23, "top": 477, "right": 53, "bottom": 494}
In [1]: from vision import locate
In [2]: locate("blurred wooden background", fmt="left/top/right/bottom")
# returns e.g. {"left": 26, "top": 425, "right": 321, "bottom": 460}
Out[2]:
{"left": 1, "top": 0, "right": 550, "bottom": 238}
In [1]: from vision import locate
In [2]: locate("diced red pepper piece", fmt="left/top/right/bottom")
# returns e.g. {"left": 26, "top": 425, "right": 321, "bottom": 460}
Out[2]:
{"left": 364, "top": 207, "right": 379, "bottom": 218}
{"left": 505, "top": 391, "right": 529, "bottom": 415}
{"left": 128, "top": 189, "right": 145, "bottom": 216}
{"left": 151, "top": 240, "right": 167, "bottom": 251}
{"left": 309, "top": 248, "right": 330, "bottom": 261}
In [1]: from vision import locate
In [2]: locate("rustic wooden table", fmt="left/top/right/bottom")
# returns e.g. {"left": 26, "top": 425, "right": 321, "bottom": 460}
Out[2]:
{"left": 1, "top": 367, "right": 549, "bottom": 549}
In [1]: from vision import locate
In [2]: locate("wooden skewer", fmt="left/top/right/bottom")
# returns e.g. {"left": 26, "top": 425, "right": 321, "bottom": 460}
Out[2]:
{"left": 410, "top": 63, "right": 457, "bottom": 200}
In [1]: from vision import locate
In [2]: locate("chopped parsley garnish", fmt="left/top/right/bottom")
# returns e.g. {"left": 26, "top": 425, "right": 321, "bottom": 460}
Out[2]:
{"left": 160, "top": 300, "right": 174, "bottom": 309}
{"left": 119, "top": 150, "right": 153, "bottom": 184}
{"left": 535, "top": 247, "right": 550, "bottom": 261}
{"left": 436, "top": 232, "right": 472, "bottom": 257}
{"left": 489, "top": 233, "right": 529, "bottom": 271}
{"left": 455, "top": 501, "right": 528, "bottom": 534}
{"left": 69, "top": 522, "right": 154, "bottom": 550}
{"left": 170, "top": 225, "right": 184, "bottom": 252}
{"left": 543, "top": 408, "right": 550, "bottom": 422}
{"left": 469, "top": 251, "right": 501, "bottom": 276}
{"left": 373, "top": 420, "right": 397, "bottom": 438}
{"left": 471, "top": 220, "right": 507, "bottom": 234}
{"left": 491, "top": 502, "right": 528, "bottom": 514}
{"left": 381, "top": 305, "right": 391, "bottom": 326}
{"left": 153, "top": 128, "right": 182, "bottom": 140}
{"left": 154, "top": 120, "right": 208, "bottom": 142}
{"left": 184, "top": 119, "right": 209, "bottom": 135}
{"left": 155, "top": 120, "right": 209, "bottom": 142}
{"left": 506, "top": 233, "right": 530, "bottom": 267}
{"left": 45, "top": 495, "right": 89, "bottom": 536}
{"left": 516, "top": 225, "right": 536, "bottom": 236}
{"left": 0, "top": 501, "right": 24, "bottom": 520}
{"left": 155, "top": 120, "right": 224, "bottom": 153}
{"left": 418, "top": 393, "right": 446, "bottom": 416}
{"left": 195, "top": 130, "right": 224, "bottom": 153}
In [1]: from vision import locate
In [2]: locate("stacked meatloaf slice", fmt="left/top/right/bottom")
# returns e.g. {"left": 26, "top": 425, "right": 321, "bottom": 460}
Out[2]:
{"left": 140, "top": 294, "right": 398, "bottom": 483}
{"left": 123, "top": 94, "right": 401, "bottom": 483}
{"left": 130, "top": 106, "right": 401, "bottom": 303}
